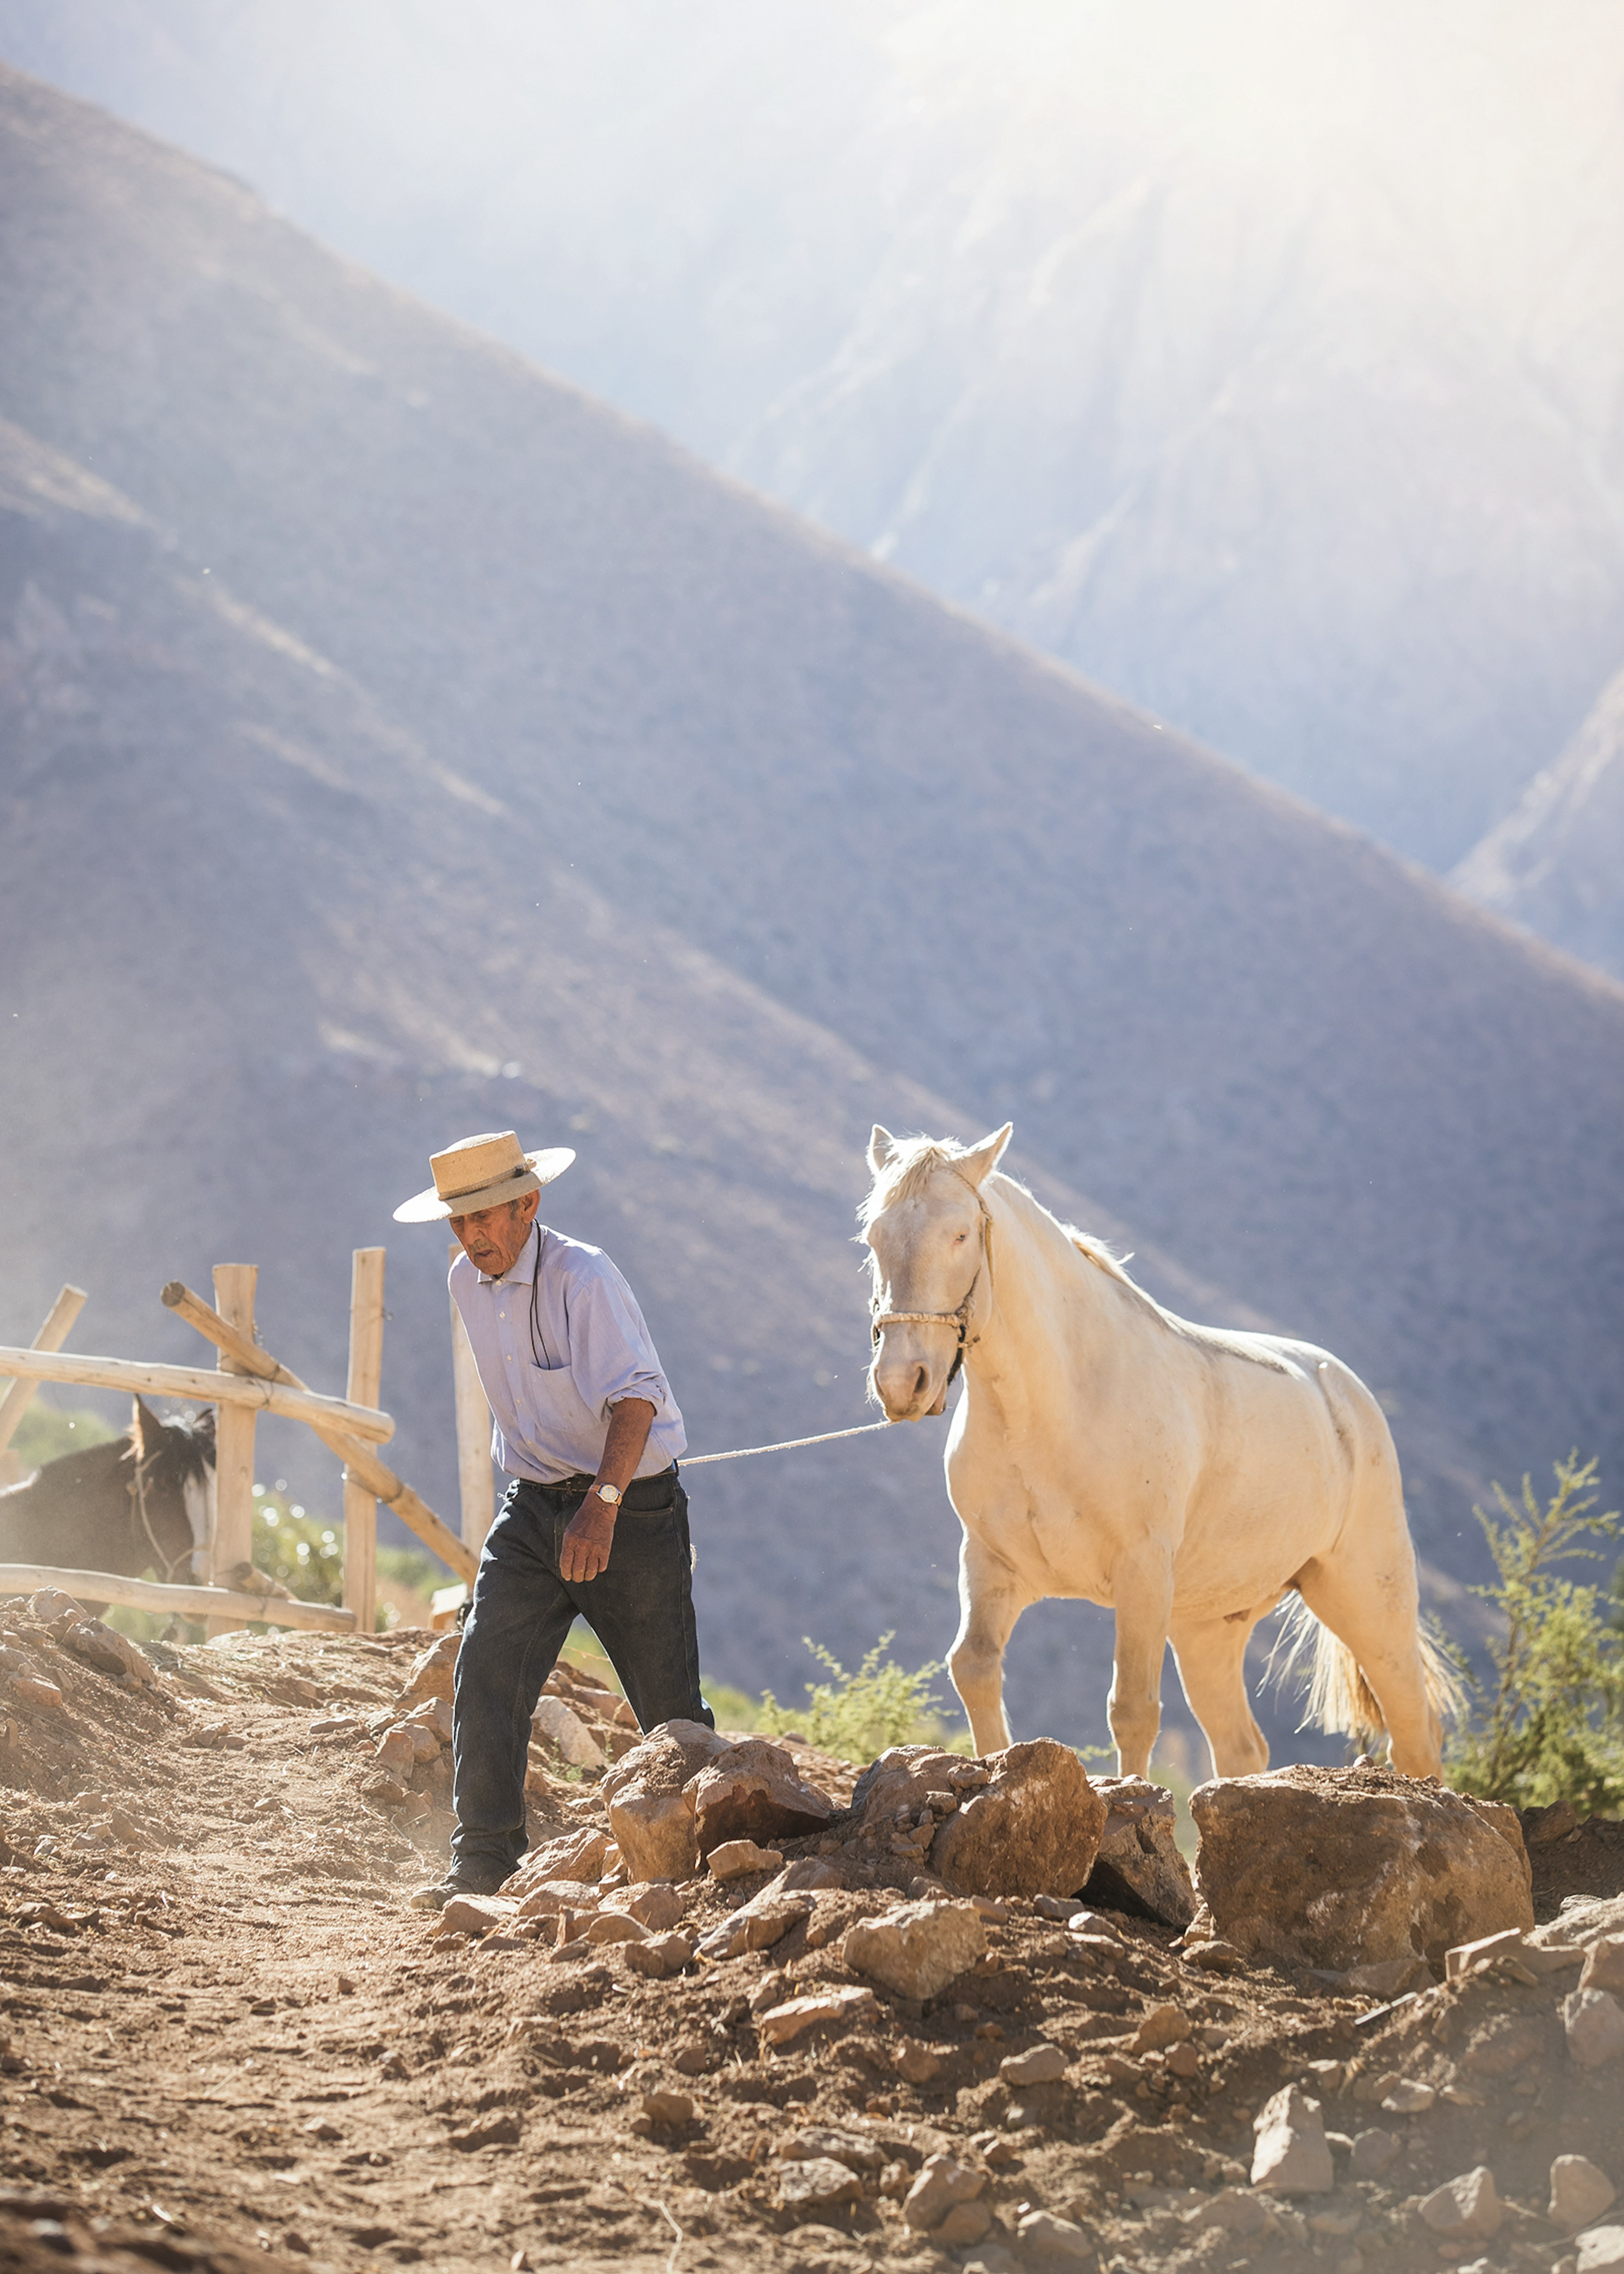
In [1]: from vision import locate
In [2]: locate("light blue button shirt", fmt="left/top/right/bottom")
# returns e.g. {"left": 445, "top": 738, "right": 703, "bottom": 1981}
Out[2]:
{"left": 448, "top": 1223, "right": 686, "bottom": 1484}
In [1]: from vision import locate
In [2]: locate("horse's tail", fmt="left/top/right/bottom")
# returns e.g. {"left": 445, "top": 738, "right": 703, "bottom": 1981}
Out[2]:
{"left": 1273, "top": 1593, "right": 1463, "bottom": 1744}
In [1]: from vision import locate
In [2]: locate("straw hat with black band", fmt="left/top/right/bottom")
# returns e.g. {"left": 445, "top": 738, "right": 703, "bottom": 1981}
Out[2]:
{"left": 392, "top": 1129, "right": 576, "bottom": 1224}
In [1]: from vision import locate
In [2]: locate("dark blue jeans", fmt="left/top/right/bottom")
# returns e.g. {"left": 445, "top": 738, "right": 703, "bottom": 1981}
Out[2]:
{"left": 450, "top": 1467, "right": 711, "bottom": 1884}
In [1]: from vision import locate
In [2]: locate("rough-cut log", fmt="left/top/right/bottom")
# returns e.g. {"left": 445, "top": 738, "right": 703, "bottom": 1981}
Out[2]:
{"left": 207, "top": 1263, "right": 257, "bottom": 1629}
{"left": 0, "top": 1563, "right": 356, "bottom": 1632}
{"left": 0, "top": 1285, "right": 88, "bottom": 1459}
{"left": 160, "top": 1282, "right": 475, "bottom": 1583}
{"left": 343, "top": 1248, "right": 386, "bottom": 1633}
{"left": 449, "top": 1241, "right": 494, "bottom": 1554}
{"left": 0, "top": 1343, "right": 394, "bottom": 1444}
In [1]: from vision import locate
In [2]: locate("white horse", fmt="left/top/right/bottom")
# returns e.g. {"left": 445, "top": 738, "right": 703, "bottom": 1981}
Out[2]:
{"left": 863, "top": 1123, "right": 1455, "bottom": 1780}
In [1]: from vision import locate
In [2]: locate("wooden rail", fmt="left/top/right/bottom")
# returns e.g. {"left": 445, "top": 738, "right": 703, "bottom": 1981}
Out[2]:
{"left": 0, "top": 1563, "right": 357, "bottom": 1634}
{"left": 160, "top": 1283, "right": 477, "bottom": 1586}
{"left": 0, "top": 1287, "right": 88, "bottom": 1464}
{"left": 0, "top": 1346, "right": 395, "bottom": 1443}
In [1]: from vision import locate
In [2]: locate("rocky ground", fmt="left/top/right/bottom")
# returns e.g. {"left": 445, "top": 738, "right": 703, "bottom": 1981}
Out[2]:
{"left": 1, "top": 1596, "right": 1622, "bottom": 2274}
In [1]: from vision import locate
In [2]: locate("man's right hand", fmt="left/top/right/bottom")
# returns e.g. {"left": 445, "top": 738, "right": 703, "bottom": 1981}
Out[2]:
{"left": 560, "top": 1498, "right": 617, "bottom": 1585}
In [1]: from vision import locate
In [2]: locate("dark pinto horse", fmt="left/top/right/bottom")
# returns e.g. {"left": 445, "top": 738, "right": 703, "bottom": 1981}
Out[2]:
{"left": 0, "top": 1398, "right": 216, "bottom": 1598}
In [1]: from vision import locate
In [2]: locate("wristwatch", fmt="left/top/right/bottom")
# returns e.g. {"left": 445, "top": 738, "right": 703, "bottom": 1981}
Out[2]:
{"left": 591, "top": 1481, "right": 623, "bottom": 1508}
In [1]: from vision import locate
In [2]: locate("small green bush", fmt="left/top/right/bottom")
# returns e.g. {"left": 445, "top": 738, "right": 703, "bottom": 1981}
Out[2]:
{"left": 252, "top": 1486, "right": 342, "bottom": 1606}
{"left": 754, "top": 1633, "right": 968, "bottom": 1760}
{"left": 1446, "top": 1453, "right": 1624, "bottom": 1815}
{"left": 9, "top": 1401, "right": 118, "bottom": 1469}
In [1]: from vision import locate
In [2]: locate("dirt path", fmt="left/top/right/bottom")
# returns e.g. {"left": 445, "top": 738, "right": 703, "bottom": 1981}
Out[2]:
{"left": 2, "top": 1609, "right": 1620, "bottom": 2274}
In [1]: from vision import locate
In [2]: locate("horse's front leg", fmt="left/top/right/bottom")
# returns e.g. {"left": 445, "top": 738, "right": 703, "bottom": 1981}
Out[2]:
{"left": 1108, "top": 1550, "right": 1175, "bottom": 1777}
{"left": 947, "top": 1532, "right": 1028, "bottom": 1756}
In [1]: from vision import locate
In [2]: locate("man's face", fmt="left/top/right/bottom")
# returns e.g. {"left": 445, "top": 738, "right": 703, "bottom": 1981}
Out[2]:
{"left": 449, "top": 1192, "right": 539, "bottom": 1277}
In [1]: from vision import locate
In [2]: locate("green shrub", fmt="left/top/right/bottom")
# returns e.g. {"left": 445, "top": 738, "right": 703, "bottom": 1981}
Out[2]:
{"left": 754, "top": 1633, "right": 969, "bottom": 1760}
{"left": 9, "top": 1401, "right": 118, "bottom": 1469}
{"left": 252, "top": 1486, "right": 342, "bottom": 1605}
{"left": 1446, "top": 1453, "right": 1624, "bottom": 1815}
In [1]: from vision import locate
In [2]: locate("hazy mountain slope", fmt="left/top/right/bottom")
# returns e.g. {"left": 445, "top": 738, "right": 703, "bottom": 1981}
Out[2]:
{"left": 1, "top": 71, "right": 1621, "bottom": 1655}
{"left": 1, "top": 3, "right": 1621, "bottom": 874}
{"left": 1453, "top": 660, "right": 1624, "bottom": 983}
{"left": 4, "top": 407, "right": 1243, "bottom": 1744}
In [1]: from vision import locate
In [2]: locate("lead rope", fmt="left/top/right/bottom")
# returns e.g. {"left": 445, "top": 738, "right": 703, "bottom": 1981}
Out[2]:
{"left": 686, "top": 1177, "right": 993, "bottom": 1465}
{"left": 681, "top": 1418, "right": 897, "bottom": 1467}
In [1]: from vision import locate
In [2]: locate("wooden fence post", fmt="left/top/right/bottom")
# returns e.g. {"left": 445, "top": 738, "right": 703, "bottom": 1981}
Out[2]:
{"left": 0, "top": 1285, "right": 88, "bottom": 1486}
{"left": 208, "top": 1264, "right": 258, "bottom": 1635}
{"left": 449, "top": 1241, "right": 494, "bottom": 1559}
{"left": 343, "top": 1248, "right": 386, "bottom": 1637}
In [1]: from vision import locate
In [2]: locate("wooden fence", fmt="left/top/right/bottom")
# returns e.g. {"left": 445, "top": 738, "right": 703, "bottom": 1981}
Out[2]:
{"left": 0, "top": 1251, "right": 493, "bottom": 1637}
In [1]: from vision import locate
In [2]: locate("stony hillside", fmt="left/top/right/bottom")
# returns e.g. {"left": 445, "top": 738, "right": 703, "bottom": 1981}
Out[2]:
{"left": 1454, "top": 659, "right": 1624, "bottom": 984}
{"left": 1, "top": 66, "right": 1622, "bottom": 1738}
{"left": 0, "top": 1593, "right": 1621, "bottom": 2274}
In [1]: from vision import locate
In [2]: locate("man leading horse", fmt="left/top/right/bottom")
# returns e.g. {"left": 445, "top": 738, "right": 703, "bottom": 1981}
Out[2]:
{"left": 394, "top": 1130, "right": 710, "bottom": 1908}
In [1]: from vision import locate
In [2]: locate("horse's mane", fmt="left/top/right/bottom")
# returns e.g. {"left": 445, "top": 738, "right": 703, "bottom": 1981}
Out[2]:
{"left": 860, "top": 1135, "right": 1136, "bottom": 1286}
{"left": 864, "top": 1134, "right": 1292, "bottom": 1373}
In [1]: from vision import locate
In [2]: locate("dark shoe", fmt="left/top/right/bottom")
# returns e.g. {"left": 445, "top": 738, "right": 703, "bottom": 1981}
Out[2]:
{"left": 406, "top": 1871, "right": 506, "bottom": 1912}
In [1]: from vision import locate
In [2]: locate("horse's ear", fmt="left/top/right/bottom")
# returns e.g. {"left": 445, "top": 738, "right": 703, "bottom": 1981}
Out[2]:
{"left": 868, "top": 1124, "right": 897, "bottom": 1176}
{"left": 129, "top": 1395, "right": 164, "bottom": 1460}
{"left": 958, "top": 1123, "right": 1013, "bottom": 1187}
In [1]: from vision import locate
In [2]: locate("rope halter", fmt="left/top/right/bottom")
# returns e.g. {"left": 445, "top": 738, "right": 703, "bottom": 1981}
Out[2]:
{"left": 869, "top": 1173, "right": 993, "bottom": 1392}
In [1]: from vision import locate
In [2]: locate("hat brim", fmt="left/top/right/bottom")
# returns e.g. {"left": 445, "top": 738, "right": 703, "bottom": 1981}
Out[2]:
{"left": 392, "top": 1147, "right": 575, "bottom": 1224}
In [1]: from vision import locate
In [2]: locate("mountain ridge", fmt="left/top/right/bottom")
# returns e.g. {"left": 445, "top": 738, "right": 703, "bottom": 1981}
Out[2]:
{"left": 1, "top": 65, "right": 1621, "bottom": 1746}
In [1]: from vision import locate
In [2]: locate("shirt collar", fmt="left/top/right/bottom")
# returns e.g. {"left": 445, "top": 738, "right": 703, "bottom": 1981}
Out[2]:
{"left": 478, "top": 1221, "right": 544, "bottom": 1288}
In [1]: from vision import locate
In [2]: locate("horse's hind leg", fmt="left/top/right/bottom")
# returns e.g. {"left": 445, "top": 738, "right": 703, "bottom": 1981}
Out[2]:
{"left": 1294, "top": 1540, "right": 1442, "bottom": 1778}
{"left": 947, "top": 1533, "right": 1029, "bottom": 1755}
{"left": 1169, "top": 1611, "right": 1270, "bottom": 1780}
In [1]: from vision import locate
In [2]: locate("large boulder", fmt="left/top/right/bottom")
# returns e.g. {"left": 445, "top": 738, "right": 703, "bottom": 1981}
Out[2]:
{"left": 1082, "top": 1776, "right": 1196, "bottom": 1926}
{"left": 600, "top": 1720, "right": 727, "bottom": 1881}
{"left": 930, "top": 1739, "right": 1106, "bottom": 1899}
{"left": 686, "top": 1736, "right": 835, "bottom": 1856}
{"left": 1189, "top": 1765, "right": 1533, "bottom": 1970}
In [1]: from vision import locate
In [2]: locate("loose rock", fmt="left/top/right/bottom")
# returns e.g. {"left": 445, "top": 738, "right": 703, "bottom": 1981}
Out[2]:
{"left": 778, "top": 2126, "right": 885, "bottom": 2173}
{"left": 1082, "top": 1775, "right": 1196, "bottom": 1926}
{"left": 1578, "top": 2227, "right": 1624, "bottom": 2274}
{"left": 1418, "top": 2166, "right": 1502, "bottom": 2240}
{"left": 622, "top": 1930, "right": 693, "bottom": 1978}
{"left": 639, "top": 2089, "right": 692, "bottom": 2126}
{"left": 685, "top": 1736, "right": 834, "bottom": 1856}
{"left": 600, "top": 1721, "right": 727, "bottom": 1882}
{"left": 903, "top": 2153, "right": 986, "bottom": 2233}
{"left": 931, "top": 1738, "right": 1106, "bottom": 1899}
{"left": 60, "top": 1618, "right": 159, "bottom": 1688}
{"left": 532, "top": 1695, "right": 605, "bottom": 1770}
{"left": 693, "top": 1882, "right": 814, "bottom": 1961}
{"left": 1251, "top": 2083, "right": 1333, "bottom": 2194}
{"left": 1565, "top": 1988, "right": 1624, "bottom": 2067}
{"left": 506, "top": 1827, "right": 611, "bottom": 1894}
{"left": 840, "top": 1898, "right": 985, "bottom": 2000}
{"left": 1016, "top": 2209, "right": 1093, "bottom": 2260}
{"left": 777, "top": 2157, "right": 862, "bottom": 2212}
{"left": 1551, "top": 2156, "right": 1618, "bottom": 2230}
{"left": 1133, "top": 2003, "right": 1193, "bottom": 2054}
{"left": 757, "top": 1986, "right": 876, "bottom": 2046}
{"left": 1581, "top": 1938, "right": 1624, "bottom": 1995}
{"left": 1190, "top": 1763, "right": 1533, "bottom": 1969}
{"left": 706, "top": 1838, "right": 782, "bottom": 1884}
{"left": 999, "top": 2042, "right": 1065, "bottom": 2086}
